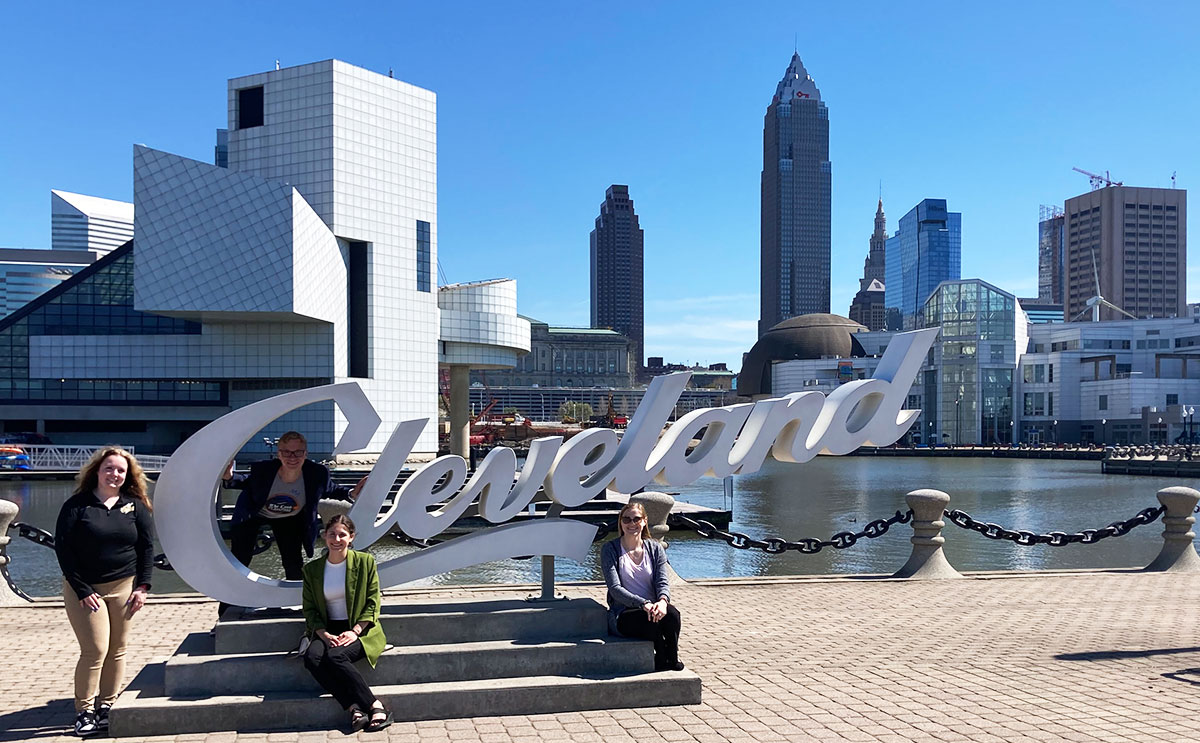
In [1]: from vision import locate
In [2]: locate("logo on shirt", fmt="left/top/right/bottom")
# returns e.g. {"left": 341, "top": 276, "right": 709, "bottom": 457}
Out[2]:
{"left": 263, "top": 494, "right": 300, "bottom": 515}
{"left": 120, "top": 502, "right": 135, "bottom": 514}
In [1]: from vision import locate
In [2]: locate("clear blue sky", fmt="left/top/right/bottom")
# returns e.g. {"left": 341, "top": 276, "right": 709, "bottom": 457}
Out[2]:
{"left": 2, "top": 1, "right": 1197, "bottom": 367}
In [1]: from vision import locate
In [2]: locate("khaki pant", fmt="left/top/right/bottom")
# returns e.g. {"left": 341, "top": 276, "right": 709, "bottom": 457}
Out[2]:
{"left": 62, "top": 576, "right": 135, "bottom": 712}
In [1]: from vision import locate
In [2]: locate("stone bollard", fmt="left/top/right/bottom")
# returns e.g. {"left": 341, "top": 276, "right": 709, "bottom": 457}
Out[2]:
{"left": 316, "top": 498, "right": 352, "bottom": 527}
{"left": 628, "top": 491, "right": 684, "bottom": 584}
{"left": 0, "top": 499, "right": 32, "bottom": 605}
{"left": 892, "top": 489, "right": 961, "bottom": 580}
{"left": 1144, "top": 486, "right": 1200, "bottom": 572}
{"left": 630, "top": 491, "right": 675, "bottom": 541}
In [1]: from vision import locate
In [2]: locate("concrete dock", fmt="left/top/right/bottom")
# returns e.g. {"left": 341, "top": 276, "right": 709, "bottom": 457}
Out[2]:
{"left": 4, "top": 569, "right": 1200, "bottom": 742}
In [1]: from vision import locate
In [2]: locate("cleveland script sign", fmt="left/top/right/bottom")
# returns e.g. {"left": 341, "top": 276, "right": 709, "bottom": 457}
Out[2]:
{"left": 155, "top": 327, "right": 939, "bottom": 606}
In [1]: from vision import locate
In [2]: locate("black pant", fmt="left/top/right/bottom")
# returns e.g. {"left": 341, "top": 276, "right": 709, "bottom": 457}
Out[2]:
{"left": 303, "top": 620, "right": 376, "bottom": 711}
{"left": 230, "top": 513, "right": 306, "bottom": 580}
{"left": 220, "top": 515, "right": 306, "bottom": 615}
{"left": 617, "top": 604, "right": 681, "bottom": 670}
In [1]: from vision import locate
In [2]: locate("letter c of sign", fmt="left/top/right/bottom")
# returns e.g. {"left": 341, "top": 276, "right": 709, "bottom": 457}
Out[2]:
{"left": 154, "top": 383, "right": 381, "bottom": 608}
{"left": 154, "top": 382, "right": 599, "bottom": 607}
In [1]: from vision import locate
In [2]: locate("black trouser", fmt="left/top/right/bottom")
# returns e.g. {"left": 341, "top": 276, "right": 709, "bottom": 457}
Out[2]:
{"left": 617, "top": 604, "right": 681, "bottom": 670}
{"left": 220, "top": 514, "right": 306, "bottom": 615}
{"left": 230, "top": 513, "right": 307, "bottom": 579}
{"left": 303, "top": 619, "right": 376, "bottom": 711}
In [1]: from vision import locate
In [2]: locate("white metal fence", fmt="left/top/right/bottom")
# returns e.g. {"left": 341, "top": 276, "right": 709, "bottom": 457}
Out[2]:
{"left": 10, "top": 445, "right": 169, "bottom": 472}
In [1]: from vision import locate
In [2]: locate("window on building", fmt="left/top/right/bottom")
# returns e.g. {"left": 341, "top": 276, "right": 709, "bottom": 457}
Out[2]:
{"left": 237, "top": 87, "right": 264, "bottom": 129}
{"left": 1024, "top": 392, "right": 1046, "bottom": 416}
{"left": 1099, "top": 395, "right": 1108, "bottom": 411}
{"left": 1168, "top": 393, "right": 1179, "bottom": 405}
{"left": 416, "top": 221, "right": 431, "bottom": 292}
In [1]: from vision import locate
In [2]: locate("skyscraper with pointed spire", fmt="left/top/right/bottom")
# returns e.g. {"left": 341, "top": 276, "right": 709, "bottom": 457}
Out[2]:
{"left": 759, "top": 52, "right": 831, "bottom": 336}
{"left": 849, "top": 199, "right": 887, "bottom": 330}
{"left": 862, "top": 199, "right": 887, "bottom": 291}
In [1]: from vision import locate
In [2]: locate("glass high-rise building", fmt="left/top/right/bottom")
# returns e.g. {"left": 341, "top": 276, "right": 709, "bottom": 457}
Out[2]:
{"left": 759, "top": 52, "right": 830, "bottom": 336}
{"left": 590, "top": 185, "right": 644, "bottom": 370}
{"left": 1037, "top": 205, "right": 1065, "bottom": 305}
{"left": 884, "top": 199, "right": 961, "bottom": 330}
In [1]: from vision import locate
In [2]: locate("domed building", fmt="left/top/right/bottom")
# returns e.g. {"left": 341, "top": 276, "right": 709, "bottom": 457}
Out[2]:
{"left": 738, "top": 314, "right": 867, "bottom": 398}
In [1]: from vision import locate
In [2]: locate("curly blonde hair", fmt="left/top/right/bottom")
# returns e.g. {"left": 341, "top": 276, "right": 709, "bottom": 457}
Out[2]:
{"left": 74, "top": 446, "right": 152, "bottom": 511}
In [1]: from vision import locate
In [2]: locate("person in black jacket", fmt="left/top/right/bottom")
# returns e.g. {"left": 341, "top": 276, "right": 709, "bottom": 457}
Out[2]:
{"left": 55, "top": 446, "right": 154, "bottom": 737}
{"left": 222, "top": 431, "right": 364, "bottom": 591}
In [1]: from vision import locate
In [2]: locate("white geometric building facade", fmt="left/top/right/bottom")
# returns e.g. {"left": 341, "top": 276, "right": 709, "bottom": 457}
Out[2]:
{"left": 0, "top": 60, "right": 528, "bottom": 456}
{"left": 51, "top": 189, "right": 134, "bottom": 254}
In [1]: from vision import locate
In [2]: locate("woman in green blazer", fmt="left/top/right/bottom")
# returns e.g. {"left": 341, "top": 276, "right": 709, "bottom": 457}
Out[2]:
{"left": 301, "top": 514, "right": 391, "bottom": 732}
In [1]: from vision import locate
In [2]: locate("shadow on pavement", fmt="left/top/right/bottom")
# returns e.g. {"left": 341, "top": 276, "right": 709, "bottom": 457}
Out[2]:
{"left": 1163, "top": 668, "right": 1200, "bottom": 686}
{"left": 1055, "top": 646, "right": 1200, "bottom": 661}
{"left": 0, "top": 697, "right": 73, "bottom": 741}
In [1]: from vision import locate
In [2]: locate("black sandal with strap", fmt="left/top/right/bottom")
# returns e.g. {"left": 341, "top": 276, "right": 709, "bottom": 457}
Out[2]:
{"left": 365, "top": 706, "right": 392, "bottom": 732}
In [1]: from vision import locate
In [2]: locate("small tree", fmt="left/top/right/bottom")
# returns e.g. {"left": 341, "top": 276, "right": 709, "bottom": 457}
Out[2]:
{"left": 558, "top": 401, "right": 593, "bottom": 423}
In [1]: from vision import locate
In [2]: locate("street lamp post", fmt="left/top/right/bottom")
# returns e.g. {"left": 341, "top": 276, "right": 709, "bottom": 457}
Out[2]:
{"left": 1052, "top": 419, "right": 1058, "bottom": 445}
{"left": 955, "top": 386, "right": 963, "bottom": 446}
{"left": 1100, "top": 418, "right": 1107, "bottom": 445}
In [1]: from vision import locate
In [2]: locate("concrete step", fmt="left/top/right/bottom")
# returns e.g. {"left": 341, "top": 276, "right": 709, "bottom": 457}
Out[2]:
{"left": 166, "top": 633, "right": 655, "bottom": 695}
{"left": 112, "top": 668, "right": 702, "bottom": 736}
{"left": 215, "top": 597, "right": 608, "bottom": 654}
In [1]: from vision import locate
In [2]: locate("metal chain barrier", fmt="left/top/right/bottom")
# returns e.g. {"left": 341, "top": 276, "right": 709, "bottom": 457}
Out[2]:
{"left": 7, "top": 522, "right": 277, "bottom": 572}
{"left": 671, "top": 510, "right": 913, "bottom": 555}
{"left": 942, "top": 506, "right": 1164, "bottom": 546}
{"left": 391, "top": 532, "right": 442, "bottom": 548}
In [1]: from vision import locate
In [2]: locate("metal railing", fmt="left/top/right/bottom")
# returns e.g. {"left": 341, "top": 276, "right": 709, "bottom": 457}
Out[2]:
{"left": 0, "top": 445, "right": 170, "bottom": 472}
{"left": 12, "top": 445, "right": 136, "bottom": 471}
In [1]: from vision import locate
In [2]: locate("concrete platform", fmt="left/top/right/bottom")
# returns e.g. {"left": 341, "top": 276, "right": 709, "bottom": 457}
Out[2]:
{"left": 109, "top": 596, "right": 700, "bottom": 735}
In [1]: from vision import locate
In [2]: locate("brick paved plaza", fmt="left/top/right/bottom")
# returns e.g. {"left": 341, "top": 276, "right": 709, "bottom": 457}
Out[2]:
{"left": 3, "top": 571, "right": 1200, "bottom": 742}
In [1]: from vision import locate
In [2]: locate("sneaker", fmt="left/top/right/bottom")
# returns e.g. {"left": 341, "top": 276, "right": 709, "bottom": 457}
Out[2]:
{"left": 96, "top": 704, "right": 111, "bottom": 731}
{"left": 74, "top": 710, "right": 98, "bottom": 737}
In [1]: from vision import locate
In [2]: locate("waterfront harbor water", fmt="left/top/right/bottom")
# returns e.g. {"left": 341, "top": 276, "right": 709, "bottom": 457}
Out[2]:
{"left": 2, "top": 456, "right": 1190, "bottom": 598}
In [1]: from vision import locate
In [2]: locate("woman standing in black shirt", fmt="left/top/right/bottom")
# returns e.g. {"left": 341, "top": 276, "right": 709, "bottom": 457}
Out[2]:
{"left": 55, "top": 447, "right": 154, "bottom": 737}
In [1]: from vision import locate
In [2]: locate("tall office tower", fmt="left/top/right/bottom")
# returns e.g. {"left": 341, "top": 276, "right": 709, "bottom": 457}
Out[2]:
{"left": 50, "top": 190, "right": 133, "bottom": 255}
{"left": 1037, "top": 205, "right": 1065, "bottom": 304}
{"left": 1064, "top": 186, "right": 1187, "bottom": 322}
{"left": 590, "top": 185, "right": 644, "bottom": 370}
{"left": 759, "top": 52, "right": 831, "bottom": 336}
{"left": 884, "top": 199, "right": 961, "bottom": 330}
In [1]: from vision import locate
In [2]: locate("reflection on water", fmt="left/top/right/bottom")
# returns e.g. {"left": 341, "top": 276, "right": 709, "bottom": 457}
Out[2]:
{"left": 1, "top": 457, "right": 1188, "bottom": 597}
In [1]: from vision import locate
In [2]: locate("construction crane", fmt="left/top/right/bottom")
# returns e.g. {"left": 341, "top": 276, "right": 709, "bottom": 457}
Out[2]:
{"left": 1072, "top": 167, "right": 1123, "bottom": 191}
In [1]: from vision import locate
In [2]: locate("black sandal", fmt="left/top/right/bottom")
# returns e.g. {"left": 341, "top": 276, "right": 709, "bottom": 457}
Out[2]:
{"left": 349, "top": 706, "right": 368, "bottom": 732}
{"left": 365, "top": 706, "right": 392, "bottom": 732}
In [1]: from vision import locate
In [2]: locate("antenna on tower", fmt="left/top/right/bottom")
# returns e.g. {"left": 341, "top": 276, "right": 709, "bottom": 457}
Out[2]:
{"left": 1172, "top": 171, "right": 1177, "bottom": 189}
{"left": 275, "top": 59, "right": 280, "bottom": 71}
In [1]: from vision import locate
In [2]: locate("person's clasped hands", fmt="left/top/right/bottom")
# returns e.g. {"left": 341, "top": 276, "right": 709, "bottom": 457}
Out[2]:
{"left": 643, "top": 597, "right": 669, "bottom": 622}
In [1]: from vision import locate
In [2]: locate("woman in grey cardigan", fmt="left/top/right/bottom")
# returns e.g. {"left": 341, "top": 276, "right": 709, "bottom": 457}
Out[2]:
{"left": 600, "top": 502, "right": 684, "bottom": 671}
